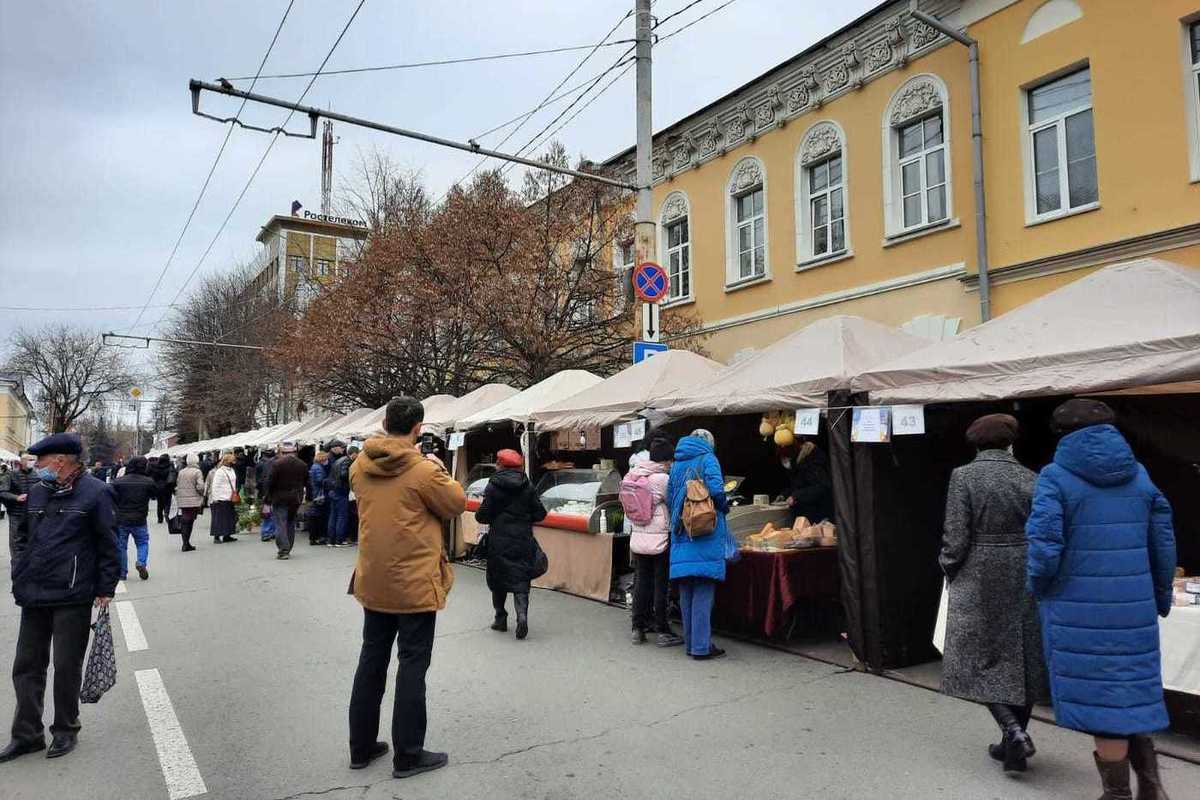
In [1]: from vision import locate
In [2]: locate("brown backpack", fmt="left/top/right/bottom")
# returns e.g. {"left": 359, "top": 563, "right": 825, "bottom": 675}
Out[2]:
{"left": 681, "top": 468, "right": 717, "bottom": 539}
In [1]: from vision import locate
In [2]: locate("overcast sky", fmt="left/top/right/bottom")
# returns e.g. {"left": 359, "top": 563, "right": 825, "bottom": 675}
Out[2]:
{"left": 0, "top": 0, "right": 875, "bottom": 396}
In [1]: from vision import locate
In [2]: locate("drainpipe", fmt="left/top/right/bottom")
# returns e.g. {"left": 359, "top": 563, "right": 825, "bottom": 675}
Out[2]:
{"left": 911, "top": 9, "right": 992, "bottom": 322}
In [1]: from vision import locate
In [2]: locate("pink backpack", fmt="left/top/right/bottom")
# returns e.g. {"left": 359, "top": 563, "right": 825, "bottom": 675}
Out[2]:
{"left": 619, "top": 472, "right": 655, "bottom": 526}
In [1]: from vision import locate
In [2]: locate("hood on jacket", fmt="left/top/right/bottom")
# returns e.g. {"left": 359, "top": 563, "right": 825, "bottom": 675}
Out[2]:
{"left": 489, "top": 468, "right": 530, "bottom": 494}
{"left": 674, "top": 435, "right": 713, "bottom": 462}
{"left": 629, "top": 461, "right": 668, "bottom": 478}
{"left": 357, "top": 435, "right": 425, "bottom": 478}
{"left": 1054, "top": 424, "right": 1137, "bottom": 488}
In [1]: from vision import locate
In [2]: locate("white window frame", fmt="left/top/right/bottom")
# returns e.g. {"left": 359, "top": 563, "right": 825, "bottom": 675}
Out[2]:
{"left": 658, "top": 192, "right": 693, "bottom": 306}
{"left": 1185, "top": 17, "right": 1200, "bottom": 183}
{"left": 1021, "top": 64, "right": 1100, "bottom": 224}
{"left": 724, "top": 156, "right": 770, "bottom": 289}
{"left": 882, "top": 74, "right": 955, "bottom": 240}
{"left": 611, "top": 235, "right": 636, "bottom": 312}
{"left": 795, "top": 120, "right": 851, "bottom": 267}
{"left": 315, "top": 258, "right": 332, "bottom": 277}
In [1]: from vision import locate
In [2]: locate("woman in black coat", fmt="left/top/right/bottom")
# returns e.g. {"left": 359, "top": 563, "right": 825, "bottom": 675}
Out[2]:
{"left": 476, "top": 449, "right": 547, "bottom": 641}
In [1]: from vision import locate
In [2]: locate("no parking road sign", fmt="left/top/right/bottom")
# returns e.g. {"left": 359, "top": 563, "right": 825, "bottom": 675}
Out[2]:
{"left": 632, "top": 261, "right": 669, "bottom": 303}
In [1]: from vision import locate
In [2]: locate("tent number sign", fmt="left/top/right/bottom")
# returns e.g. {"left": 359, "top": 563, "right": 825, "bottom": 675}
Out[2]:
{"left": 632, "top": 261, "right": 669, "bottom": 303}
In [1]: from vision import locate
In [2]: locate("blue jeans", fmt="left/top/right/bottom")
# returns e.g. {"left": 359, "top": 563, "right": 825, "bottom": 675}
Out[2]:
{"left": 329, "top": 493, "right": 350, "bottom": 545}
{"left": 116, "top": 524, "right": 150, "bottom": 578}
{"left": 677, "top": 577, "right": 716, "bottom": 657}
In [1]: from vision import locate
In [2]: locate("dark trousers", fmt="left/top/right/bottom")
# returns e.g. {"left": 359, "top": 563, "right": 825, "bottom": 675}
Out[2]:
{"left": 155, "top": 489, "right": 173, "bottom": 523}
{"left": 492, "top": 590, "right": 529, "bottom": 623}
{"left": 274, "top": 504, "right": 298, "bottom": 554}
{"left": 349, "top": 609, "right": 436, "bottom": 766}
{"left": 180, "top": 507, "right": 199, "bottom": 548}
{"left": 308, "top": 503, "right": 328, "bottom": 544}
{"left": 632, "top": 551, "right": 670, "bottom": 632}
{"left": 11, "top": 604, "right": 93, "bottom": 744}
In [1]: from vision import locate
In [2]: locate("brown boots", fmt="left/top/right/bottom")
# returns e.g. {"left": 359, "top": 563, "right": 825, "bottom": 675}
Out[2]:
{"left": 1094, "top": 737, "right": 1171, "bottom": 800}
{"left": 1094, "top": 753, "right": 1133, "bottom": 800}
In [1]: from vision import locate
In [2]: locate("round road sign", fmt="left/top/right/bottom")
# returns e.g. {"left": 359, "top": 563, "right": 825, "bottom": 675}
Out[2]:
{"left": 632, "top": 261, "right": 669, "bottom": 303}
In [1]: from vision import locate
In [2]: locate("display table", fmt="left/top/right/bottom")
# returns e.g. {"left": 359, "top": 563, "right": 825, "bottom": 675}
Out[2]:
{"left": 1161, "top": 606, "right": 1200, "bottom": 696}
{"left": 713, "top": 547, "right": 840, "bottom": 639}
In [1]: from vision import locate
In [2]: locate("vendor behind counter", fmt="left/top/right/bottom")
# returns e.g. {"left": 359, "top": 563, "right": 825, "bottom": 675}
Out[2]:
{"left": 778, "top": 440, "right": 834, "bottom": 525}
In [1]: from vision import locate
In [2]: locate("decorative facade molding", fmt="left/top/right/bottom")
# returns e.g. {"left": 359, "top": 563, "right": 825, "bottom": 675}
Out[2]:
{"left": 730, "top": 157, "right": 764, "bottom": 194}
{"left": 799, "top": 122, "right": 842, "bottom": 166}
{"left": 616, "top": 0, "right": 958, "bottom": 187}
{"left": 661, "top": 192, "right": 688, "bottom": 223}
{"left": 889, "top": 77, "right": 943, "bottom": 125}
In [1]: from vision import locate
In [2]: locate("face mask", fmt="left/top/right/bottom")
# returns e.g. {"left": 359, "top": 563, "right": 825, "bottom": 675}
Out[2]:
{"left": 780, "top": 458, "right": 793, "bottom": 469}
{"left": 36, "top": 466, "right": 59, "bottom": 483}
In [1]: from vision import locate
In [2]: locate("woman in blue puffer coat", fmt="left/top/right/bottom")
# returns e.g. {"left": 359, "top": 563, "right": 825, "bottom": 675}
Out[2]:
{"left": 1026, "top": 399, "right": 1176, "bottom": 800}
{"left": 667, "top": 429, "right": 733, "bottom": 660}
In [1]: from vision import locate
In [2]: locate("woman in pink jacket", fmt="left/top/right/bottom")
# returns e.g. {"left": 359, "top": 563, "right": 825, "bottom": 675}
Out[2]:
{"left": 627, "top": 434, "right": 683, "bottom": 647}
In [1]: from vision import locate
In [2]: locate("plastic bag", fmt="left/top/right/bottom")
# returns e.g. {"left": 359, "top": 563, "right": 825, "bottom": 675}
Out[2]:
{"left": 932, "top": 579, "right": 949, "bottom": 654}
{"left": 80, "top": 607, "right": 117, "bottom": 704}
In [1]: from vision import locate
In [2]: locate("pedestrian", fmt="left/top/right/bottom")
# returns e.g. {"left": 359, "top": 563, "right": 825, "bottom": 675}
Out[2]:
{"left": 326, "top": 440, "right": 352, "bottom": 547}
{"left": 627, "top": 433, "right": 684, "bottom": 647}
{"left": 111, "top": 456, "right": 157, "bottom": 582}
{"left": 476, "top": 448, "right": 546, "bottom": 640}
{"left": 263, "top": 442, "right": 308, "bottom": 560}
{"left": 781, "top": 438, "right": 834, "bottom": 525}
{"left": 308, "top": 450, "right": 330, "bottom": 545}
{"left": 1027, "top": 399, "right": 1176, "bottom": 800}
{"left": 347, "top": 396, "right": 466, "bottom": 778}
{"left": 90, "top": 461, "right": 107, "bottom": 482}
{"left": 256, "top": 449, "right": 276, "bottom": 541}
{"left": 0, "top": 433, "right": 118, "bottom": 763}
{"left": 667, "top": 428, "right": 732, "bottom": 660}
{"left": 940, "top": 414, "right": 1048, "bottom": 772}
{"left": 173, "top": 453, "right": 205, "bottom": 552}
{"left": 346, "top": 445, "right": 362, "bottom": 544}
{"left": 200, "top": 453, "right": 214, "bottom": 480}
{"left": 205, "top": 451, "right": 239, "bottom": 544}
{"left": 233, "top": 446, "right": 250, "bottom": 493}
{"left": 0, "top": 452, "right": 37, "bottom": 557}
{"left": 147, "top": 453, "right": 176, "bottom": 524}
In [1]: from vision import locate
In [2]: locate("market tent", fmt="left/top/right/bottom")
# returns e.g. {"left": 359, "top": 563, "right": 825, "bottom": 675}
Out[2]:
{"left": 301, "top": 408, "right": 374, "bottom": 444}
{"left": 338, "top": 394, "right": 460, "bottom": 441}
{"left": 853, "top": 259, "right": 1200, "bottom": 404}
{"left": 284, "top": 414, "right": 338, "bottom": 445}
{"left": 0, "top": 447, "right": 20, "bottom": 462}
{"left": 457, "top": 371, "right": 603, "bottom": 429}
{"left": 532, "top": 351, "right": 724, "bottom": 431}
{"left": 650, "top": 315, "right": 927, "bottom": 418}
{"left": 422, "top": 384, "right": 518, "bottom": 437}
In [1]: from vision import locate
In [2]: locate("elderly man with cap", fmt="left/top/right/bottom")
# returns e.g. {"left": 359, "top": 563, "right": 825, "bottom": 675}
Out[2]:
{"left": 1027, "top": 399, "right": 1176, "bottom": 800}
{"left": 939, "top": 413, "right": 1048, "bottom": 774}
{"left": 262, "top": 441, "right": 310, "bottom": 560}
{"left": 1, "top": 432, "right": 119, "bottom": 763}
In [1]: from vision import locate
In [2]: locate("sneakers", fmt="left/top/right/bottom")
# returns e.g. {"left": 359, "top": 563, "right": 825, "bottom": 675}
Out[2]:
{"left": 136, "top": 564, "right": 149, "bottom": 580}
{"left": 655, "top": 632, "right": 684, "bottom": 648}
{"left": 349, "top": 741, "right": 388, "bottom": 770}
{"left": 393, "top": 750, "right": 448, "bottom": 779}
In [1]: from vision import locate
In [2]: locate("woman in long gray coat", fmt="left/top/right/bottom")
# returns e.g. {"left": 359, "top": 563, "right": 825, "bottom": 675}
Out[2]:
{"left": 940, "top": 414, "right": 1048, "bottom": 773}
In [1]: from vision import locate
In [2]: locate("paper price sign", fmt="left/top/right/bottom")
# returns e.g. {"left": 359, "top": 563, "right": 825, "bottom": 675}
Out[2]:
{"left": 448, "top": 432, "right": 466, "bottom": 450}
{"left": 794, "top": 408, "right": 821, "bottom": 436}
{"left": 892, "top": 405, "right": 925, "bottom": 436}
{"left": 851, "top": 407, "right": 891, "bottom": 443}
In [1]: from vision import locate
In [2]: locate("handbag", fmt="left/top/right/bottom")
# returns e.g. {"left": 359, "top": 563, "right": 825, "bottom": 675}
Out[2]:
{"left": 167, "top": 515, "right": 183, "bottom": 535}
{"left": 530, "top": 538, "right": 549, "bottom": 580}
{"left": 80, "top": 607, "right": 117, "bottom": 704}
{"left": 227, "top": 472, "right": 241, "bottom": 505}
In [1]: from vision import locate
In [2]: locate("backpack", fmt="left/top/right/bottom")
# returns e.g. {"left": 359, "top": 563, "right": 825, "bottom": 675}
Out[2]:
{"left": 618, "top": 472, "right": 655, "bottom": 526}
{"left": 681, "top": 467, "right": 717, "bottom": 539}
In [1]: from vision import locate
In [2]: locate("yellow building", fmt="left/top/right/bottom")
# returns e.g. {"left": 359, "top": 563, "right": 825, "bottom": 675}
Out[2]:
{"left": 606, "top": 0, "right": 1200, "bottom": 361}
{"left": 0, "top": 373, "right": 36, "bottom": 456}
{"left": 250, "top": 209, "right": 370, "bottom": 307}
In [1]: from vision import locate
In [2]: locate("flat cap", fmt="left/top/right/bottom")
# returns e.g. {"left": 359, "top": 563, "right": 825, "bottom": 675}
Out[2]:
{"left": 965, "top": 414, "right": 1019, "bottom": 449}
{"left": 326, "top": 439, "right": 346, "bottom": 450}
{"left": 28, "top": 432, "right": 83, "bottom": 457}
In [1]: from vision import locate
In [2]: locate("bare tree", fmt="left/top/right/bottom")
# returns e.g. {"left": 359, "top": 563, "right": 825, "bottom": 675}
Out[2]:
{"left": 2, "top": 324, "right": 139, "bottom": 433}
{"left": 337, "top": 146, "right": 431, "bottom": 243}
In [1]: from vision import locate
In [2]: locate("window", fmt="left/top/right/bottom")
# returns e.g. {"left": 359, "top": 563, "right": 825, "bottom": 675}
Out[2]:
{"left": 734, "top": 189, "right": 766, "bottom": 280}
{"left": 658, "top": 191, "right": 692, "bottom": 303}
{"left": 617, "top": 240, "right": 635, "bottom": 270}
{"left": 797, "top": 122, "right": 850, "bottom": 264}
{"left": 287, "top": 255, "right": 306, "bottom": 273}
{"left": 898, "top": 114, "right": 948, "bottom": 228}
{"left": 809, "top": 157, "right": 845, "bottom": 257}
{"left": 613, "top": 238, "right": 635, "bottom": 311}
{"left": 1026, "top": 67, "right": 1098, "bottom": 218}
{"left": 1187, "top": 21, "right": 1200, "bottom": 180}
{"left": 315, "top": 258, "right": 332, "bottom": 277}
{"left": 883, "top": 75, "right": 953, "bottom": 238}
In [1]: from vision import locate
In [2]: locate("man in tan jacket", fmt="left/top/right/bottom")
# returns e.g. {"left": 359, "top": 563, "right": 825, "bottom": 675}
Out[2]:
{"left": 346, "top": 396, "right": 466, "bottom": 779}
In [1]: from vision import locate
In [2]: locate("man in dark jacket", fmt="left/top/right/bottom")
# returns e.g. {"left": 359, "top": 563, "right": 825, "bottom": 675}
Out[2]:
{"left": 146, "top": 453, "right": 176, "bottom": 524}
{"left": 233, "top": 447, "right": 250, "bottom": 492}
{"left": 1, "top": 452, "right": 38, "bottom": 557}
{"left": 263, "top": 442, "right": 309, "bottom": 560}
{"left": 111, "top": 456, "right": 157, "bottom": 581}
{"left": 327, "top": 441, "right": 353, "bottom": 547}
{"left": 1, "top": 433, "right": 119, "bottom": 763}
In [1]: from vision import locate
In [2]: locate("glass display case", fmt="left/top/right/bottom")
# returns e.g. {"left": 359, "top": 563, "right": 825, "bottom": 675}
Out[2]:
{"left": 534, "top": 467, "right": 624, "bottom": 533}
{"left": 465, "top": 463, "right": 497, "bottom": 501}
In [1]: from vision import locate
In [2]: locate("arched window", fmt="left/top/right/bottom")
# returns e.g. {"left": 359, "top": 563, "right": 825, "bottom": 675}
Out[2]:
{"left": 725, "top": 156, "right": 769, "bottom": 287}
{"left": 796, "top": 121, "right": 850, "bottom": 265}
{"left": 658, "top": 191, "right": 692, "bottom": 303}
{"left": 882, "top": 74, "right": 953, "bottom": 237}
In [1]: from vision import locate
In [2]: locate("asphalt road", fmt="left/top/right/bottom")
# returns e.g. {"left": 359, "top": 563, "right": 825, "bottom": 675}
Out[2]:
{"left": 1, "top": 518, "right": 1197, "bottom": 800}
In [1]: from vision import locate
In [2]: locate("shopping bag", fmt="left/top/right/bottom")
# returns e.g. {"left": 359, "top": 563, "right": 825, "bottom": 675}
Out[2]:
{"left": 80, "top": 607, "right": 117, "bottom": 704}
{"left": 530, "top": 539, "right": 549, "bottom": 580}
{"left": 932, "top": 578, "right": 949, "bottom": 654}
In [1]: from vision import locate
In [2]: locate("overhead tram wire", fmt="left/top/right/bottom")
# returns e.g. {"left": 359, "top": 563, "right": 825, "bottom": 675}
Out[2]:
{"left": 150, "top": 0, "right": 367, "bottom": 334}
{"left": 125, "top": 0, "right": 297, "bottom": 334}
{"left": 656, "top": 0, "right": 740, "bottom": 44}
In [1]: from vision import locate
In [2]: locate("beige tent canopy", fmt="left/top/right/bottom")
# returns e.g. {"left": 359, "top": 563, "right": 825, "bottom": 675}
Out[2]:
{"left": 650, "top": 315, "right": 928, "bottom": 418}
{"left": 532, "top": 350, "right": 724, "bottom": 431}
{"left": 422, "top": 384, "right": 519, "bottom": 437}
{"left": 339, "top": 394, "right": 458, "bottom": 441}
{"left": 852, "top": 259, "right": 1200, "bottom": 404}
{"left": 457, "top": 370, "right": 602, "bottom": 430}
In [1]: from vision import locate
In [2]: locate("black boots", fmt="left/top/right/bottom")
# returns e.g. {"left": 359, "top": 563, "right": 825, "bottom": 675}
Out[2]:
{"left": 1094, "top": 753, "right": 1134, "bottom": 800}
{"left": 514, "top": 593, "right": 529, "bottom": 640}
{"left": 490, "top": 615, "right": 507, "bottom": 632}
{"left": 986, "top": 703, "right": 1035, "bottom": 772}
{"left": 1128, "top": 736, "right": 1171, "bottom": 800}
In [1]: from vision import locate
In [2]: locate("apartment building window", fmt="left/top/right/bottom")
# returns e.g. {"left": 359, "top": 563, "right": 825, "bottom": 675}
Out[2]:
{"left": 659, "top": 191, "right": 692, "bottom": 303}
{"left": 797, "top": 120, "right": 849, "bottom": 264}
{"left": 1025, "top": 66, "right": 1098, "bottom": 220}
{"left": 315, "top": 258, "right": 332, "bottom": 277}
{"left": 726, "top": 157, "right": 767, "bottom": 286}
{"left": 1187, "top": 21, "right": 1200, "bottom": 180}
{"left": 884, "top": 75, "right": 953, "bottom": 238}
{"left": 287, "top": 255, "right": 307, "bottom": 273}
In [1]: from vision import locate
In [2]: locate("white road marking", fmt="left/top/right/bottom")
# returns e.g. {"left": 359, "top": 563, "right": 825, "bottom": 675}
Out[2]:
{"left": 115, "top": 580, "right": 128, "bottom": 594}
{"left": 135, "top": 668, "right": 208, "bottom": 800}
{"left": 114, "top": 600, "right": 148, "bottom": 652}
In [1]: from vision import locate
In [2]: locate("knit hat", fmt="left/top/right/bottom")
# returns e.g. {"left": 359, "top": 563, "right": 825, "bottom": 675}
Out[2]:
{"left": 496, "top": 449, "right": 524, "bottom": 469}
{"left": 1052, "top": 399, "right": 1116, "bottom": 434}
{"left": 965, "top": 414, "right": 1019, "bottom": 449}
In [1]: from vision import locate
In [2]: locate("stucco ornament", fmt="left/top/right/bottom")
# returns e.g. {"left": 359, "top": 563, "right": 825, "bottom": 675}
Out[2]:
{"left": 800, "top": 123, "right": 842, "bottom": 166}
{"left": 730, "top": 159, "right": 763, "bottom": 194}
{"left": 890, "top": 79, "right": 942, "bottom": 125}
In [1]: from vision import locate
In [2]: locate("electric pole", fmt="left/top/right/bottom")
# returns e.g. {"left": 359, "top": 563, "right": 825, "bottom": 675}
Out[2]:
{"left": 634, "top": 0, "right": 654, "bottom": 266}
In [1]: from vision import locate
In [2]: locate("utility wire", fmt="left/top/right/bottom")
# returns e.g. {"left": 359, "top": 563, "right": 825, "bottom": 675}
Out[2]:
{"left": 472, "top": 71, "right": 615, "bottom": 141}
{"left": 125, "top": 0, "right": 296, "bottom": 334}
{"left": 152, "top": 0, "right": 368, "bottom": 333}
{"left": 656, "top": 0, "right": 739, "bottom": 44}
{"left": 227, "top": 40, "right": 636, "bottom": 80}
{"left": 651, "top": 0, "right": 709, "bottom": 30}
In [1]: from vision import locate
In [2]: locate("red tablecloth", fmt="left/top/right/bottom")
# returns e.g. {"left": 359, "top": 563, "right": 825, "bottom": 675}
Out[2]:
{"left": 713, "top": 547, "right": 840, "bottom": 639}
